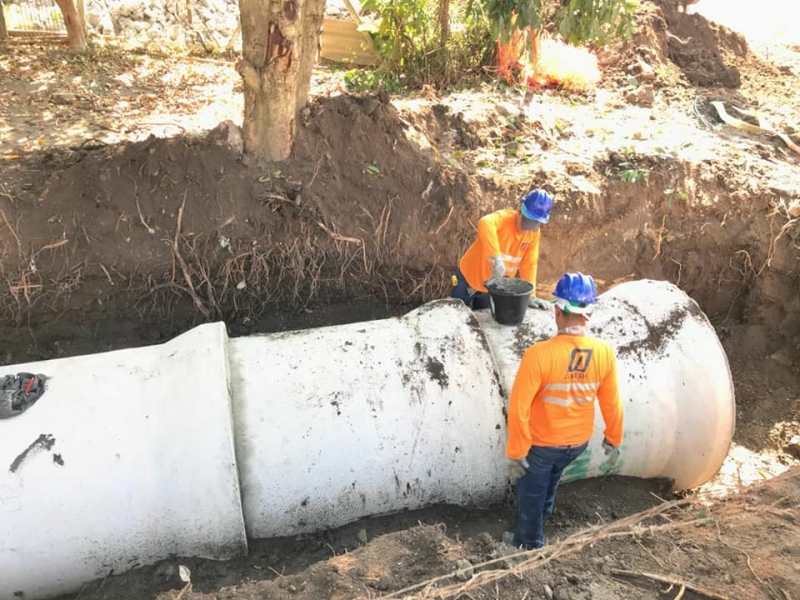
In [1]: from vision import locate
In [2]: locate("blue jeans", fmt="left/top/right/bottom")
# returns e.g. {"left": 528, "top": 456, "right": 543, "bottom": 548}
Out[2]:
{"left": 450, "top": 267, "right": 490, "bottom": 310}
{"left": 513, "top": 442, "right": 589, "bottom": 549}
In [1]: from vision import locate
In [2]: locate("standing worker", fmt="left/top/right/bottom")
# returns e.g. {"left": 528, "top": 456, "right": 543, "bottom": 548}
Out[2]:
{"left": 452, "top": 189, "right": 553, "bottom": 310}
{"left": 504, "top": 272, "right": 624, "bottom": 549}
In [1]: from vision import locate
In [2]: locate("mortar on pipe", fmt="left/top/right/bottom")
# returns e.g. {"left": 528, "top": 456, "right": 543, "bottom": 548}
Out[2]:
{"left": 0, "top": 280, "right": 734, "bottom": 599}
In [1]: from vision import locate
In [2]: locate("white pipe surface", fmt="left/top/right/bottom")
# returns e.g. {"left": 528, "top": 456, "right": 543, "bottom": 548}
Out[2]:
{"left": 475, "top": 279, "right": 735, "bottom": 490}
{"left": 0, "top": 324, "right": 248, "bottom": 600}
{"left": 229, "top": 300, "right": 508, "bottom": 538}
{"left": 0, "top": 280, "right": 734, "bottom": 600}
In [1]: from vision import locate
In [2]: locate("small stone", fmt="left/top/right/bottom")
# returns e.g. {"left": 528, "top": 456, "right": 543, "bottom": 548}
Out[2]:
{"left": 786, "top": 435, "right": 800, "bottom": 459}
{"left": 357, "top": 528, "right": 368, "bottom": 544}
{"left": 638, "top": 60, "right": 656, "bottom": 82}
{"left": 207, "top": 119, "right": 243, "bottom": 154}
{"left": 362, "top": 97, "right": 381, "bottom": 116}
{"left": 178, "top": 565, "right": 191, "bottom": 584}
{"left": 455, "top": 559, "right": 473, "bottom": 581}
{"left": 152, "top": 560, "right": 190, "bottom": 589}
{"left": 626, "top": 85, "right": 655, "bottom": 107}
{"left": 374, "top": 576, "right": 393, "bottom": 591}
{"left": 544, "top": 583, "right": 554, "bottom": 599}
{"left": 52, "top": 92, "right": 76, "bottom": 105}
{"left": 566, "top": 573, "right": 580, "bottom": 584}
{"left": 494, "top": 101, "right": 519, "bottom": 118}
{"left": 554, "top": 587, "right": 573, "bottom": 600}
{"left": 787, "top": 201, "right": 800, "bottom": 218}
{"left": 770, "top": 350, "right": 793, "bottom": 367}
{"left": 721, "top": 573, "right": 734, "bottom": 584}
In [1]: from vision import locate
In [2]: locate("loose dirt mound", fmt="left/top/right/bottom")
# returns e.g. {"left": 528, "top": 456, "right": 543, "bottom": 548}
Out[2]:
{"left": 661, "top": 0, "right": 750, "bottom": 87}
{"left": 0, "top": 93, "right": 471, "bottom": 329}
{"left": 601, "top": 0, "right": 777, "bottom": 89}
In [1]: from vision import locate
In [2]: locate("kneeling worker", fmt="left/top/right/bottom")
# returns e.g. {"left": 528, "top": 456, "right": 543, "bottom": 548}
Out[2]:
{"left": 505, "top": 272, "right": 624, "bottom": 549}
{"left": 452, "top": 189, "right": 553, "bottom": 310}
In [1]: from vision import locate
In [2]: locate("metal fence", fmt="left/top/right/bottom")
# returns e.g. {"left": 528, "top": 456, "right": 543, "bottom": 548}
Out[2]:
{"left": 3, "top": 0, "right": 66, "bottom": 33}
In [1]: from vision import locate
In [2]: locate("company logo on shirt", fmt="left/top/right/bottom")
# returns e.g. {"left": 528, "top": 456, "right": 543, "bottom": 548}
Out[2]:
{"left": 520, "top": 243, "right": 530, "bottom": 252}
{"left": 568, "top": 349, "right": 593, "bottom": 373}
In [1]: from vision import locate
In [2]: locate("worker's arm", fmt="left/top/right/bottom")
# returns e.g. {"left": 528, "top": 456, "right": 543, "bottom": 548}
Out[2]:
{"left": 518, "top": 234, "right": 540, "bottom": 294}
{"left": 477, "top": 212, "right": 503, "bottom": 264}
{"left": 596, "top": 348, "right": 624, "bottom": 448}
{"left": 506, "top": 347, "right": 542, "bottom": 460}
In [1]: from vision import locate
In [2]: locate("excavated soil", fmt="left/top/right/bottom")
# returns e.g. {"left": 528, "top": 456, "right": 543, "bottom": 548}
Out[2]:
{"left": 1, "top": 0, "right": 799, "bottom": 598}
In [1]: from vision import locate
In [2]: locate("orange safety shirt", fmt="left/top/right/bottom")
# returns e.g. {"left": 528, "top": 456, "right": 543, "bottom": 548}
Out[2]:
{"left": 506, "top": 334, "right": 624, "bottom": 460}
{"left": 458, "top": 209, "right": 541, "bottom": 294}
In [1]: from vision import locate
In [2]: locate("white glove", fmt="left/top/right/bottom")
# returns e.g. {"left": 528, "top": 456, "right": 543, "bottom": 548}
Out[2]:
{"left": 507, "top": 457, "right": 529, "bottom": 481}
{"left": 602, "top": 438, "right": 620, "bottom": 468}
{"left": 490, "top": 257, "right": 506, "bottom": 280}
{"left": 528, "top": 297, "right": 550, "bottom": 310}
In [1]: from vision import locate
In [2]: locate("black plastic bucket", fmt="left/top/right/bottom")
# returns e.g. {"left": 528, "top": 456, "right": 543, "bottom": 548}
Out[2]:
{"left": 485, "top": 277, "right": 534, "bottom": 325}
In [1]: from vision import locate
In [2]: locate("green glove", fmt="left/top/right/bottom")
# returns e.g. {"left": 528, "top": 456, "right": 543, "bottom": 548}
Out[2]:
{"left": 602, "top": 438, "right": 620, "bottom": 467}
{"left": 507, "top": 457, "right": 529, "bottom": 481}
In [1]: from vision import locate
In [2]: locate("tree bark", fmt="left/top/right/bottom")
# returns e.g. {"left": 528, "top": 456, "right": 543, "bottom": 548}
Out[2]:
{"left": 0, "top": 3, "right": 8, "bottom": 40}
{"left": 295, "top": 0, "right": 324, "bottom": 109}
{"left": 237, "top": 0, "right": 325, "bottom": 161}
{"left": 438, "top": 0, "right": 450, "bottom": 47}
{"left": 54, "top": 0, "right": 88, "bottom": 53}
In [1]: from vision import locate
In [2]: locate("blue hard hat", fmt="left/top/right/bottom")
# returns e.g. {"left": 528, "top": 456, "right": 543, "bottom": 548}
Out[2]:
{"left": 520, "top": 189, "right": 553, "bottom": 224}
{"left": 552, "top": 272, "right": 597, "bottom": 311}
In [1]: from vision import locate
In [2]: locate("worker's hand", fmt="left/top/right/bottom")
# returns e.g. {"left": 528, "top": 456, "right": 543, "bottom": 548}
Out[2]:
{"left": 507, "top": 457, "right": 529, "bottom": 481}
{"left": 528, "top": 297, "right": 550, "bottom": 310}
{"left": 602, "top": 438, "right": 620, "bottom": 468}
{"left": 490, "top": 257, "right": 506, "bottom": 280}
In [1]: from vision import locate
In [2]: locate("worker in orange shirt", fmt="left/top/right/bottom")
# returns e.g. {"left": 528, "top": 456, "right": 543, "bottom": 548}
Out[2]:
{"left": 504, "top": 272, "right": 624, "bottom": 549}
{"left": 451, "top": 189, "right": 553, "bottom": 310}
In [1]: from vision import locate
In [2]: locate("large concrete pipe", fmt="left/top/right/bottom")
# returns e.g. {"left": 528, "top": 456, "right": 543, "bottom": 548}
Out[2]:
{"left": 232, "top": 280, "right": 734, "bottom": 539}
{"left": 0, "top": 325, "right": 248, "bottom": 600}
{"left": 0, "top": 280, "right": 734, "bottom": 599}
{"left": 475, "top": 279, "right": 736, "bottom": 490}
{"left": 228, "top": 300, "right": 509, "bottom": 538}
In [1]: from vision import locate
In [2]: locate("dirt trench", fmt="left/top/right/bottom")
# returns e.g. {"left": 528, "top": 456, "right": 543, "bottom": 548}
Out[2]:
{"left": 4, "top": 89, "right": 798, "bottom": 600}
{"left": 2, "top": 1, "right": 800, "bottom": 598}
{"left": 0, "top": 107, "right": 797, "bottom": 363}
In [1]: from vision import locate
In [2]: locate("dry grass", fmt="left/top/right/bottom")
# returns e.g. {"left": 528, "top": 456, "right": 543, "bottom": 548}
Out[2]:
{"left": 386, "top": 472, "right": 799, "bottom": 600}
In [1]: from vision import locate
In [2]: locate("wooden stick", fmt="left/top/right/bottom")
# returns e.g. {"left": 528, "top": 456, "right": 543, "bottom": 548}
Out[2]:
{"left": 37, "top": 239, "right": 69, "bottom": 254}
{"left": 0, "top": 208, "right": 22, "bottom": 253}
{"left": 611, "top": 569, "right": 732, "bottom": 600}
{"left": 175, "top": 582, "right": 192, "bottom": 600}
{"left": 172, "top": 193, "right": 210, "bottom": 319}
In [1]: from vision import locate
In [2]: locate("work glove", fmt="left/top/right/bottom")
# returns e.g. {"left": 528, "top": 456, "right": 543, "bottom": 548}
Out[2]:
{"left": 602, "top": 438, "right": 620, "bottom": 468}
{"left": 528, "top": 297, "right": 550, "bottom": 310}
{"left": 507, "top": 457, "right": 529, "bottom": 481}
{"left": 489, "top": 256, "right": 506, "bottom": 280}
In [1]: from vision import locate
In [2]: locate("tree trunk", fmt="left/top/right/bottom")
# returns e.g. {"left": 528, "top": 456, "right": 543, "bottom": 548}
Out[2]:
{"left": 0, "top": 3, "right": 8, "bottom": 41}
{"left": 237, "top": 0, "right": 325, "bottom": 161}
{"left": 54, "top": 0, "right": 88, "bottom": 53}
{"left": 438, "top": 0, "right": 450, "bottom": 47}
{"left": 295, "top": 0, "right": 324, "bottom": 110}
